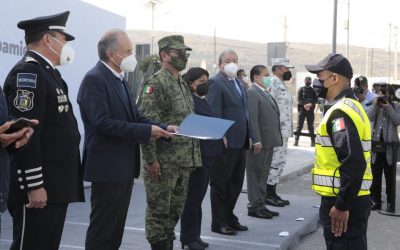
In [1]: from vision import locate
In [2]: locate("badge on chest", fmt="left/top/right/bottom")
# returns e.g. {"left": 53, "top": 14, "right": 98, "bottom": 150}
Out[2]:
{"left": 56, "top": 88, "right": 69, "bottom": 113}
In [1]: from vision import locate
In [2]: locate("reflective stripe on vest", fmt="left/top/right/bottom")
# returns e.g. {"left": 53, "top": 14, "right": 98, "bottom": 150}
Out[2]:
{"left": 312, "top": 97, "right": 372, "bottom": 197}
{"left": 315, "top": 135, "right": 371, "bottom": 152}
{"left": 312, "top": 174, "right": 372, "bottom": 191}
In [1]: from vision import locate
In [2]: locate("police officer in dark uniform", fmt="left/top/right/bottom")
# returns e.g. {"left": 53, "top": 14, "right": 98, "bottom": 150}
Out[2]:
{"left": 306, "top": 54, "right": 372, "bottom": 250}
{"left": 3, "top": 11, "right": 84, "bottom": 250}
{"left": 294, "top": 76, "right": 318, "bottom": 146}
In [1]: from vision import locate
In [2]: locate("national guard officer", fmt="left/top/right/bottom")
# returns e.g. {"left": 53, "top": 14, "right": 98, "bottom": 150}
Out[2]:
{"left": 306, "top": 53, "right": 372, "bottom": 250}
{"left": 139, "top": 35, "right": 202, "bottom": 250}
{"left": 3, "top": 11, "right": 84, "bottom": 250}
{"left": 294, "top": 76, "right": 318, "bottom": 147}
{"left": 265, "top": 58, "right": 294, "bottom": 207}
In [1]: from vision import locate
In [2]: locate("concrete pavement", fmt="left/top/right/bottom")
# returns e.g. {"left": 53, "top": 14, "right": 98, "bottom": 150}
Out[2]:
{"left": 3, "top": 135, "right": 399, "bottom": 250}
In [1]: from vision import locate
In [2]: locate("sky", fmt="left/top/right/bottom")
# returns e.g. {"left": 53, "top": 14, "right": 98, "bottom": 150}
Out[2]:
{"left": 81, "top": 0, "right": 400, "bottom": 49}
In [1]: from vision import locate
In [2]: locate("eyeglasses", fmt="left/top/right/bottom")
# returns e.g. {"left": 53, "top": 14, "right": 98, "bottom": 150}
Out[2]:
{"left": 167, "top": 49, "right": 190, "bottom": 58}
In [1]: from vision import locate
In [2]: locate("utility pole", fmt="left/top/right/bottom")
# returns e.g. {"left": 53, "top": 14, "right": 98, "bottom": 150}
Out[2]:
{"left": 146, "top": 0, "right": 162, "bottom": 54}
{"left": 365, "top": 47, "right": 368, "bottom": 76}
{"left": 332, "top": 0, "right": 338, "bottom": 53}
{"left": 389, "top": 23, "right": 392, "bottom": 83}
{"left": 214, "top": 28, "right": 217, "bottom": 73}
{"left": 345, "top": 0, "right": 350, "bottom": 58}
{"left": 284, "top": 16, "right": 288, "bottom": 52}
{"left": 394, "top": 26, "right": 398, "bottom": 82}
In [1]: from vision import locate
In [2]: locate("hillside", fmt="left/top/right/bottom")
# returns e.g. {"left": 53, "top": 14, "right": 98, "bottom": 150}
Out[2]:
{"left": 128, "top": 29, "right": 394, "bottom": 78}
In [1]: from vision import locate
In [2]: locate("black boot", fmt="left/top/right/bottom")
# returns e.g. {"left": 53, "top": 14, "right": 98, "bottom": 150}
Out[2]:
{"left": 265, "top": 184, "right": 285, "bottom": 207}
{"left": 273, "top": 185, "right": 290, "bottom": 205}
{"left": 294, "top": 136, "right": 299, "bottom": 146}
{"left": 151, "top": 240, "right": 169, "bottom": 250}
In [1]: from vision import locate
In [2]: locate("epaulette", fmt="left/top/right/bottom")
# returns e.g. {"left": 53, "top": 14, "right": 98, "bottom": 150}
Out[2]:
{"left": 145, "top": 69, "right": 162, "bottom": 85}
{"left": 24, "top": 56, "right": 38, "bottom": 64}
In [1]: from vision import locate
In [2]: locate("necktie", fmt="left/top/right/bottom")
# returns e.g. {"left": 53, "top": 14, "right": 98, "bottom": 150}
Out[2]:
{"left": 230, "top": 79, "right": 242, "bottom": 97}
{"left": 117, "top": 76, "right": 130, "bottom": 107}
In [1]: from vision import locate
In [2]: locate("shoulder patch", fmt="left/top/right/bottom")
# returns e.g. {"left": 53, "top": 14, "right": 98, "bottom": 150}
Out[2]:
{"left": 24, "top": 56, "right": 38, "bottom": 64}
{"left": 16, "top": 73, "right": 37, "bottom": 88}
{"left": 14, "top": 89, "right": 34, "bottom": 112}
{"left": 144, "top": 85, "right": 155, "bottom": 94}
{"left": 332, "top": 117, "right": 346, "bottom": 133}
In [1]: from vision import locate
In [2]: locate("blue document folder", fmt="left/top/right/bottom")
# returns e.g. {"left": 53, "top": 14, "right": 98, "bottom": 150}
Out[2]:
{"left": 173, "top": 114, "right": 235, "bottom": 140}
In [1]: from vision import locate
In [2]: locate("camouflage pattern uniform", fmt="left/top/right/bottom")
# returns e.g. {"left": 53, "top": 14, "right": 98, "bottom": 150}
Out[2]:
{"left": 267, "top": 75, "right": 293, "bottom": 185}
{"left": 139, "top": 36, "right": 202, "bottom": 244}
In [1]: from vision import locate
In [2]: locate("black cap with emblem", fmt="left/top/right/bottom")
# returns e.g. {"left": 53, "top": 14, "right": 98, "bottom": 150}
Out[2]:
{"left": 17, "top": 11, "right": 75, "bottom": 41}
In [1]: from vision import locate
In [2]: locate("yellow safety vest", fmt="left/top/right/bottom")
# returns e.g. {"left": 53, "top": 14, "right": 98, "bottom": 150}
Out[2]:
{"left": 311, "top": 98, "right": 373, "bottom": 197}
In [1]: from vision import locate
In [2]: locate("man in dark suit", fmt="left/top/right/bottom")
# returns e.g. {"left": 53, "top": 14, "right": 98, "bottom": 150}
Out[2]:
{"left": 78, "top": 29, "right": 174, "bottom": 250}
{"left": 246, "top": 65, "right": 282, "bottom": 219}
{"left": 3, "top": 11, "right": 85, "bottom": 250}
{"left": 206, "top": 49, "right": 251, "bottom": 235}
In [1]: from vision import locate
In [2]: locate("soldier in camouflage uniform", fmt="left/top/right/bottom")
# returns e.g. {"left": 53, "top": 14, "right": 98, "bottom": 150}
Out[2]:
{"left": 139, "top": 35, "right": 202, "bottom": 250}
{"left": 265, "top": 58, "right": 294, "bottom": 207}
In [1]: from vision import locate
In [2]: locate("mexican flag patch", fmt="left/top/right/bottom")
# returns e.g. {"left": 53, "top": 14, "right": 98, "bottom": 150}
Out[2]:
{"left": 144, "top": 85, "right": 154, "bottom": 94}
{"left": 332, "top": 118, "right": 346, "bottom": 132}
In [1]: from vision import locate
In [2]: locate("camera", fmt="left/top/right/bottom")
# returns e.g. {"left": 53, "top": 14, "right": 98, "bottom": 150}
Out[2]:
{"left": 377, "top": 95, "right": 388, "bottom": 104}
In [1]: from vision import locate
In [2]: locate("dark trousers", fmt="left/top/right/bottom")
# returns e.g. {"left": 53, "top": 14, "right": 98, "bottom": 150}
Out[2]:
{"left": 210, "top": 149, "right": 246, "bottom": 229}
{"left": 180, "top": 155, "right": 214, "bottom": 244}
{"left": 8, "top": 203, "right": 68, "bottom": 250}
{"left": 370, "top": 153, "right": 394, "bottom": 204}
{"left": 85, "top": 182, "right": 133, "bottom": 250}
{"left": 296, "top": 107, "right": 315, "bottom": 138}
{"left": 246, "top": 148, "right": 274, "bottom": 211}
{"left": 320, "top": 196, "right": 371, "bottom": 250}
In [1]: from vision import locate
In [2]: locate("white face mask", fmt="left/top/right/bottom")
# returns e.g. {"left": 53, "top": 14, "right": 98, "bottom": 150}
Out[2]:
{"left": 117, "top": 54, "right": 137, "bottom": 72}
{"left": 49, "top": 36, "right": 75, "bottom": 65}
{"left": 224, "top": 62, "right": 238, "bottom": 78}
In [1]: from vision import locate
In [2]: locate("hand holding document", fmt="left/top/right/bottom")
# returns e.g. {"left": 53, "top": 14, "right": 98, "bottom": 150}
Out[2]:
{"left": 171, "top": 114, "right": 234, "bottom": 140}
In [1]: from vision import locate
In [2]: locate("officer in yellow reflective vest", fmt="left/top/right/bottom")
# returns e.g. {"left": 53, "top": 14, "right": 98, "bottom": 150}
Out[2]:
{"left": 306, "top": 53, "right": 372, "bottom": 250}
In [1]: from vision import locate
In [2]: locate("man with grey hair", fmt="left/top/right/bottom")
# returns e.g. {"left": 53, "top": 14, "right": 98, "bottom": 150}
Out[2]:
{"left": 78, "top": 29, "right": 175, "bottom": 250}
{"left": 206, "top": 49, "right": 251, "bottom": 235}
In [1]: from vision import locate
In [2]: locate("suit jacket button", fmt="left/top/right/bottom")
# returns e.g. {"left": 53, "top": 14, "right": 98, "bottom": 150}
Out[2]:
{"left": 17, "top": 170, "right": 22, "bottom": 174}
{"left": 20, "top": 185, "right": 24, "bottom": 190}
{"left": 18, "top": 177, "right": 23, "bottom": 182}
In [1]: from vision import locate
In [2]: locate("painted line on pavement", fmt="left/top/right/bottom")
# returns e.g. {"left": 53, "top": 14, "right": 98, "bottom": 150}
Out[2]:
{"left": 0, "top": 239, "right": 84, "bottom": 249}
{"left": 65, "top": 221, "right": 280, "bottom": 248}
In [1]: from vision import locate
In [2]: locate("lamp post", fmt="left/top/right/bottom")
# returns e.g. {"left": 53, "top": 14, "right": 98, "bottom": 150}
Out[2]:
{"left": 332, "top": 0, "right": 338, "bottom": 53}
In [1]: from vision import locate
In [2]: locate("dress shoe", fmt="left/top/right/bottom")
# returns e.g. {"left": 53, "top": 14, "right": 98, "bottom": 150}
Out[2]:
{"left": 211, "top": 226, "right": 237, "bottom": 235}
{"left": 229, "top": 223, "right": 248, "bottom": 231}
{"left": 274, "top": 194, "right": 290, "bottom": 205}
{"left": 371, "top": 202, "right": 382, "bottom": 210}
{"left": 263, "top": 207, "right": 279, "bottom": 216}
{"left": 197, "top": 237, "right": 209, "bottom": 248}
{"left": 181, "top": 241, "right": 205, "bottom": 250}
{"left": 265, "top": 195, "right": 285, "bottom": 207}
{"left": 248, "top": 210, "right": 273, "bottom": 219}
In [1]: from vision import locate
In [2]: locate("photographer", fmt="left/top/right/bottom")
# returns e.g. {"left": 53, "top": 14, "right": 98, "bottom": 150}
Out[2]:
{"left": 367, "top": 85, "right": 400, "bottom": 210}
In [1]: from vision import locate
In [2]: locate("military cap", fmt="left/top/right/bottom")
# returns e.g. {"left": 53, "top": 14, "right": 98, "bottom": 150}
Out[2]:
{"left": 271, "top": 58, "right": 294, "bottom": 68}
{"left": 17, "top": 11, "right": 75, "bottom": 41}
{"left": 158, "top": 35, "right": 192, "bottom": 51}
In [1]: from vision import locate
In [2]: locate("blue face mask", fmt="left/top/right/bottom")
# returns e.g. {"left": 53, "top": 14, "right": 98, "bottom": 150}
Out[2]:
{"left": 262, "top": 76, "right": 272, "bottom": 88}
